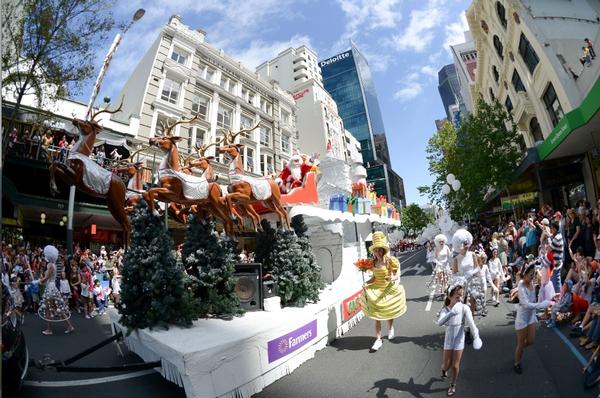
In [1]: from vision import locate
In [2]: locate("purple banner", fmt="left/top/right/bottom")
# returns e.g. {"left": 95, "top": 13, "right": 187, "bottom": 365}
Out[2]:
{"left": 267, "top": 320, "right": 317, "bottom": 363}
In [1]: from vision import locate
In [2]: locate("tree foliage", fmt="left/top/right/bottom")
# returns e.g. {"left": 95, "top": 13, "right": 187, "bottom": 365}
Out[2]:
{"left": 419, "top": 98, "right": 522, "bottom": 219}
{"left": 1, "top": 0, "right": 116, "bottom": 119}
{"left": 401, "top": 204, "right": 433, "bottom": 233}
{"left": 119, "top": 201, "right": 197, "bottom": 332}
{"left": 182, "top": 215, "right": 243, "bottom": 318}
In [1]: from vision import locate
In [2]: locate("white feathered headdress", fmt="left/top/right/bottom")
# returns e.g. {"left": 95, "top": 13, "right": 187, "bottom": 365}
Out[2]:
{"left": 452, "top": 229, "right": 473, "bottom": 251}
{"left": 43, "top": 245, "right": 59, "bottom": 263}
{"left": 434, "top": 234, "right": 448, "bottom": 246}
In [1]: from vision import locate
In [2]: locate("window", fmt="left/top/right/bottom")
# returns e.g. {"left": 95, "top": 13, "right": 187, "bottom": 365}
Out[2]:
{"left": 493, "top": 35, "right": 504, "bottom": 60}
{"left": 248, "top": 91, "right": 255, "bottom": 106}
{"left": 281, "top": 133, "right": 291, "bottom": 153}
{"left": 489, "top": 88, "right": 495, "bottom": 101}
{"left": 205, "top": 67, "right": 215, "bottom": 82}
{"left": 511, "top": 69, "right": 526, "bottom": 92}
{"left": 260, "top": 125, "right": 271, "bottom": 147}
{"left": 220, "top": 76, "right": 229, "bottom": 91}
{"left": 155, "top": 114, "right": 175, "bottom": 136}
{"left": 241, "top": 87, "right": 248, "bottom": 100}
{"left": 240, "top": 114, "right": 254, "bottom": 138}
{"left": 529, "top": 117, "right": 543, "bottom": 142}
{"left": 217, "top": 105, "right": 232, "bottom": 129}
{"left": 260, "top": 98, "right": 272, "bottom": 115}
{"left": 492, "top": 65, "right": 499, "bottom": 83}
{"left": 281, "top": 110, "right": 291, "bottom": 125}
{"left": 542, "top": 83, "right": 564, "bottom": 127}
{"left": 194, "top": 127, "right": 206, "bottom": 147}
{"left": 170, "top": 47, "right": 188, "bottom": 65}
{"left": 161, "top": 78, "right": 180, "bottom": 104}
{"left": 518, "top": 33, "right": 539, "bottom": 74}
{"left": 518, "top": 135, "right": 527, "bottom": 153}
{"left": 260, "top": 154, "right": 273, "bottom": 175}
{"left": 496, "top": 2, "right": 507, "bottom": 29}
{"left": 505, "top": 96, "right": 513, "bottom": 113}
{"left": 481, "top": 20, "right": 489, "bottom": 34}
{"left": 245, "top": 147, "right": 254, "bottom": 172}
{"left": 191, "top": 94, "right": 209, "bottom": 119}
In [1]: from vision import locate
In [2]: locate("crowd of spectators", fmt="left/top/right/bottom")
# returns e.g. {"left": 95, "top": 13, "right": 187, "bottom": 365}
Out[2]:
{"left": 3, "top": 241, "right": 124, "bottom": 321}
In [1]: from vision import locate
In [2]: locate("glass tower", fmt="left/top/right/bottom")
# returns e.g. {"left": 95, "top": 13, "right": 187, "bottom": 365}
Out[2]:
{"left": 320, "top": 43, "right": 405, "bottom": 207}
{"left": 438, "top": 64, "right": 463, "bottom": 120}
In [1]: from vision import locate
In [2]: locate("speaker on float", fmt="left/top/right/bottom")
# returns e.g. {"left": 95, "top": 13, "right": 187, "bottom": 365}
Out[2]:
{"left": 234, "top": 263, "right": 262, "bottom": 311}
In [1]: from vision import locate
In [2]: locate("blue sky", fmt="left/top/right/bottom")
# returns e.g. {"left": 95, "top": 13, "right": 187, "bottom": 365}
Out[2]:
{"left": 77, "top": 0, "right": 471, "bottom": 205}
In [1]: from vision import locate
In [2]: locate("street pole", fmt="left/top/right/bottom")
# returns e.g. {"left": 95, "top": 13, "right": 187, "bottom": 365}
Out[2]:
{"left": 66, "top": 8, "right": 145, "bottom": 254}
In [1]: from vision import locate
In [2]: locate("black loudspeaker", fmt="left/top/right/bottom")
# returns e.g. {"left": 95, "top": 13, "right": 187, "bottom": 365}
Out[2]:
{"left": 234, "top": 263, "right": 262, "bottom": 311}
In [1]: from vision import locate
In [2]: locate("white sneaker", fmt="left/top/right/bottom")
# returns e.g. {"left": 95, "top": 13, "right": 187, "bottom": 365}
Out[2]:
{"left": 371, "top": 338, "right": 383, "bottom": 351}
{"left": 388, "top": 327, "right": 395, "bottom": 340}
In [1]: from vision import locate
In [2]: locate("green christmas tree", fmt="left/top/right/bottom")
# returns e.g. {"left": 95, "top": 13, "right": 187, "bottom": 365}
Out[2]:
{"left": 182, "top": 215, "right": 243, "bottom": 318}
{"left": 271, "top": 222, "right": 323, "bottom": 307}
{"left": 119, "top": 200, "right": 197, "bottom": 332}
{"left": 255, "top": 218, "right": 276, "bottom": 273}
{"left": 291, "top": 215, "right": 324, "bottom": 302}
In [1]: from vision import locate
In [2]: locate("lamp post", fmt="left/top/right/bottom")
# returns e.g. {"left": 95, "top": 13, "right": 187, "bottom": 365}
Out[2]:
{"left": 66, "top": 8, "right": 145, "bottom": 255}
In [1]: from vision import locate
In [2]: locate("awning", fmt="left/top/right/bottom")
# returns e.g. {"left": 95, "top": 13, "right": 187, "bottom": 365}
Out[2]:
{"left": 538, "top": 75, "right": 600, "bottom": 160}
{"left": 94, "top": 131, "right": 133, "bottom": 150}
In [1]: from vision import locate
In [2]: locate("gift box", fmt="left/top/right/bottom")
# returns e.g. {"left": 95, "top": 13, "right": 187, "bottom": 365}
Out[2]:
{"left": 329, "top": 194, "right": 347, "bottom": 212}
{"left": 387, "top": 206, "right": 394, "bottom": 218}
{"left": 346, "top": 196, "right": 358, "bottom": 215}
{"left": 358, "top": 198, "right": 371, "bottom": 214}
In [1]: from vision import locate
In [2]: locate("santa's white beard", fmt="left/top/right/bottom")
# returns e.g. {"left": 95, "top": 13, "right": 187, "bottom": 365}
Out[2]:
{"left": 290, "top": 166, "right": 302, "bottom": 181}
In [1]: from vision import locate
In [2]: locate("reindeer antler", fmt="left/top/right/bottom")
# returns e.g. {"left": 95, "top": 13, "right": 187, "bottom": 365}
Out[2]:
{"left": 223, "top": 121, "right": 261, "bottom": 144}
{"left": 162, "top": 113, "right": 201, "bottom": 137}
{"left": 197, "top": 135, "right": 225, "bottom": 157}
{"left": 91, "top": 96, "right": 124, "bottom": 122}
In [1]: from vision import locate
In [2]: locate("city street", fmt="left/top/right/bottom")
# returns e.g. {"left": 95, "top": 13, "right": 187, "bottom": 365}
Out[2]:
{"left": 18, "top": 249, "right": 595, "bottom": 398}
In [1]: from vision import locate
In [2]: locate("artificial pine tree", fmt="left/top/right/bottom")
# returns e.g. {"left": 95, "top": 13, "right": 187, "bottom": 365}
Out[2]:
{"left": 182, "top": 215, "right": 243, "bottom": 318}
{"left": 271, "top": 226, "right": 323, "bottom": 307}
{"left": 119, "top": 200, "right": 197, "bottom": 332}
{"left": 255, "top": 218, "right": 276, "bottom": 272}
{"left": 291, "top": 215, "right": 324, "bottom": 302}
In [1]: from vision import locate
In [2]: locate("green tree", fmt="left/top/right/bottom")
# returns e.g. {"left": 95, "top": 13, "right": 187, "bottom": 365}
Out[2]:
{"left": 291, "top": 215, "right": 324, "bottom": 301}
{"left": 1, "top": 0, "right": 116, "bottom": 126}
{"left": 182, "top": 215, "right": 243, "bottom": 318}
{"left": 419, "top": 98, "right": 522, "bottom": 219}
{"left": 401, "top": 203, "right": 434, "bottom": 233}
{"left": 255, "top": 219, "right": 276, "bottom": 272}
{"left": 119, "top": 201, "right": 197, "bottom": 332}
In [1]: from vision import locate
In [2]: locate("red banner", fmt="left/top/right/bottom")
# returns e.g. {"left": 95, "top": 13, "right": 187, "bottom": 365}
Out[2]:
{"left": 342, "top": 290, "right": 363, "bottom": 321}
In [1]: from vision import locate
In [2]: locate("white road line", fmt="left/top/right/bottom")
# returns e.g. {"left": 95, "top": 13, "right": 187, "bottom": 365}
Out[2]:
{"left": 425, "top": 287, "right": 436, "bottom": 312}
{"left": 23, "top": 369, "right": 157, "bottom": 388}
{"left": 399, "top": 251, "right": 424, "bottom": 273}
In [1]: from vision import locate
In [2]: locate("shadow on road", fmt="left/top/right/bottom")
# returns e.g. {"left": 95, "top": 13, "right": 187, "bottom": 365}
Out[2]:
{"left": 407, "top": 295, "right": 433, "bottom": 303}
{"left": 331, "top": 335, "right": 375, "bottom": 351}
{"left": 367, "top": 377, "right": 447, "bottom": 398}
{"left": 391, "top": 333, "right": 443, "bottom": 351}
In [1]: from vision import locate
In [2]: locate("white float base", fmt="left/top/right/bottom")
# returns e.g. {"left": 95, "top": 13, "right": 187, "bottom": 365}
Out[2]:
{"left": 110, "top": 274, "right": 364, "bottom": 398}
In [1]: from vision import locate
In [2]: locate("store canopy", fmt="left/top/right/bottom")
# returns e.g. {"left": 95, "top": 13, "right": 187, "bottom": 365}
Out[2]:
{"left": 538, "top": 75, "right": 600, "bottom": 160}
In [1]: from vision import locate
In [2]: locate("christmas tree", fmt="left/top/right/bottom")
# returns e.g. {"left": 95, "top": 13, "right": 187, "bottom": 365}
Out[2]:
{"left": 255, "top": 218, "right": 276, "bottom": 273}
{"left": 119, "top": 200, "right": 197, "bottom": 332}
{"left": 291, "top": 215, "right": 324, "bottom": 302}
{"left": 271, "top": 223, "right": 323, "bottom": 307}
{"left": 182, "top": 215, "right": 243, "bottom": 318}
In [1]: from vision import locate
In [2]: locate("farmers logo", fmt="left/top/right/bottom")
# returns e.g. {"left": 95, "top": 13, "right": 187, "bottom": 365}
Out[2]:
{"left": 267, "top": 320, "right": 317, "bottom": 363}
{"left": 278, "top": 338, "right": 288, "bottom": 354}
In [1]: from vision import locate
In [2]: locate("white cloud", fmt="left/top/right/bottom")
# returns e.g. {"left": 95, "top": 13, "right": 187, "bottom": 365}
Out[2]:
{"left": 389, "top": 0, "right": 446, "bottom": 53}
{"left": 230, "top": 35, "right": 313, "bottom": 70}
{"left": 337, "top": 0, "right": 401, "bottom": 37}
{"left": 394, "top": 82, "right": 423, "bottom": 102}
{"left": 443, "top": 11, "right": 469, "bottom": 51}
{"left": 420, "top": 65, "right": 438, "bottom": 78}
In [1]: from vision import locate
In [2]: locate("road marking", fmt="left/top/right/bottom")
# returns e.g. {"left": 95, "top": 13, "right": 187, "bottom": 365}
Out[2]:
{"left": 425, "top": 287, "right": 436, "bottom": 312}
{"left": 23, "top": 369, "right": 157, "bottom": 388}
{"left": 552, "top": 327, "right": 600, "bottom": 395}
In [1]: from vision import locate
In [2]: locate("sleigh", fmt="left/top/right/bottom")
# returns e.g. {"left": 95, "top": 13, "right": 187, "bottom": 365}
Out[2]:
{"left": 252, "top": 171, "right": 318, "bottom": 214}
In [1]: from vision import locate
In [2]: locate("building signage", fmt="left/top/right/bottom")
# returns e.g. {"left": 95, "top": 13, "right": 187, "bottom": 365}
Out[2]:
{"left": 293, "top": 88, "right": 310, "bottom": 100}
{"left": 319, "top": 51, "right": 351, "bottom": 68}
{"left": 267, "top": 319, "right": 317, "bottom": 363}
{"left": 500, "top": 192, "right": 538, "bottom": 209}
{"left": 342, "top": 290, "right": 363, "bottom": 321}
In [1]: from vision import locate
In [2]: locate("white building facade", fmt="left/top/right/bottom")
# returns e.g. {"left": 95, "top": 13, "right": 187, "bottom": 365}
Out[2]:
{"left": 450, "top": 31, "right": 477, "bottom": 115}
{"left": 467, "top": 0, "right": 600, "bottom": 207}
{"left": 257, "top": 46, "right": 354, "bottom": 162}
{"left": 112, "top": 15, "right": 297, "bottom": 178}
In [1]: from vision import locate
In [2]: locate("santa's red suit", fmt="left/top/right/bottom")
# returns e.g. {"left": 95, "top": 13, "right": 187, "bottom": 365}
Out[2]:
{"left": 276, "top": 155, "right": 315, "bottom": 193}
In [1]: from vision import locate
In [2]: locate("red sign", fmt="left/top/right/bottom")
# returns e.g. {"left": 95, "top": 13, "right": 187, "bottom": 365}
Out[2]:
{"left": 91, "top": 224, "right": 97, "bottom": 234}
{"left": 293, "top": 88, "right": 309, "bottom": 100}
{"left": 342, "top": 290, "right": 363, "bottom": 321}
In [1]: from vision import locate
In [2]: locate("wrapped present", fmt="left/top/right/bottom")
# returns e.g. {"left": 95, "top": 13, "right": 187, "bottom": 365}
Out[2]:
{"left": 346, "top": 196, "right": 358, "bottom": 215}
{"left": 368, "top": 191, "right": 377, "bottom": 203}
{"left": 329, "top": 194, "right": 347, "bottom": 212}
{"left": 358, "top": 198, "right": 371, "bottom": 214}
{"left": 387, "top": 206, "right": 394, "bottom": 218}
{"left": 371, "top": 204, "right": 381, "bottom": 215}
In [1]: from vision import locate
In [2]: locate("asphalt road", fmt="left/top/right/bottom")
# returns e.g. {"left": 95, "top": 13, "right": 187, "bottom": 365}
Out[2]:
{"left": 15, "top": 249, "right": 598, "bottom": 398}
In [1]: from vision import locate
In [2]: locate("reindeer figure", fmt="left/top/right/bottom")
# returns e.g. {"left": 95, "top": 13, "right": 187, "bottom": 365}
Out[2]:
{"left": 114, "top": 161, "right": 144, "bottom": 214}
{"left": 48, "top": 100, "right": 131, "bottom": 242}
{"left": 218, "top": 124, "right": 290, "bottom": 229}
{"left": 142, "top": 114, "right": 236, "bottom": 233}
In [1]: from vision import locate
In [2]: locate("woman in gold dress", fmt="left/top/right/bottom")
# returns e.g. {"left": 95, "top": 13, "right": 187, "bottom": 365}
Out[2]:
{"left": 362, "top": 231, "right": 407, "bottom": 351}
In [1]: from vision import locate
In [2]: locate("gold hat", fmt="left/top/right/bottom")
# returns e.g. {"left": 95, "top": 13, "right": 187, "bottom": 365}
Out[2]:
{"left": 369, "top": 231, "right": 390, "bottom": 254}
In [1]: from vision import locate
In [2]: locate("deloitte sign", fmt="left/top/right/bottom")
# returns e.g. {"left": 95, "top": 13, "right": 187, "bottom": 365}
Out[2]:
{"left": 319, "top": 51, "right": 351, "bottom": 68}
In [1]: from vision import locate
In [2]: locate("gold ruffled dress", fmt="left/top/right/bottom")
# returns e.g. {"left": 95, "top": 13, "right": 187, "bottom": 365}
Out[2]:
{"left": 361, "top": 257, "right": 407, "bottom": 321}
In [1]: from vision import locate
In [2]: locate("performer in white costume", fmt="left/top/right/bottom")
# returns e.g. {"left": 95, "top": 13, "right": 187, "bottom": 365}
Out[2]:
{"left": 437, "top": 277, "right": 482, "bottom": 396}
{"left": 513, "top": 263, "right": 555, "bottom": 374}
{"left": 451, "top": 229, "right": 485, "bottom": 316}
{"left": 431, "top": 234, "right": 452, "bottom": 295}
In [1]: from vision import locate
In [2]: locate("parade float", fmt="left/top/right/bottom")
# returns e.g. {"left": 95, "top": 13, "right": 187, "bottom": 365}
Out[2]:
{"left": 52, "top": 111, "right": 401, "bottom": 398}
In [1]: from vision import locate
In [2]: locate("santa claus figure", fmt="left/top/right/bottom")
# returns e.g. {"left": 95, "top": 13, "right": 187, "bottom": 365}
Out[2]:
{"left": 276, "top": 152, "right": 318, "bottom": 193}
